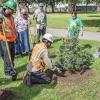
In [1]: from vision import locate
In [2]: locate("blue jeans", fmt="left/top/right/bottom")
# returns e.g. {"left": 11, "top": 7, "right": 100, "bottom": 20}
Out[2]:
{"left": 0, "top": 41, "right": 3, "bottom": 58}
{"left": 0, "top": 41, "right": 15, "bottom": 75}
{"left": 15, "top": 29, "right": 30, "bottom": 54}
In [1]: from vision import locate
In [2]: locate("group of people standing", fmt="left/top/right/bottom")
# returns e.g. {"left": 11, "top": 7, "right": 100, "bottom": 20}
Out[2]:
{"left": 14, "top": 8, "right": 30, "bottom": 55}
{"left": 14, "top": 3, "right": 47, "bottom": 56}
{"left": 0, "top": 0, "right": 83, "bottom": 86}
{"left": 0, "top": 0, "right": 58, "bottom": 85}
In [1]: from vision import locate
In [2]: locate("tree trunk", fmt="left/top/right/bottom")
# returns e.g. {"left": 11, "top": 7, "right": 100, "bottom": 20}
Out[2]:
{"left": 68, "top": 0, "right": 77, "bottom": 14}
{"left": 97, "top": 3, "right": 100, "bottom": 11}
{"left": 86, "top": 3, "right": 88, "bottom": 13}
{"left": 51, "top": 3, "right": 54, "bottom": 13}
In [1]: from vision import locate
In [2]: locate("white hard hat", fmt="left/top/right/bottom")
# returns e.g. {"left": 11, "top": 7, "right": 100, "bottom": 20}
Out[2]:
{"left": 43, "top": 33, "right": 53, "bottom": 43}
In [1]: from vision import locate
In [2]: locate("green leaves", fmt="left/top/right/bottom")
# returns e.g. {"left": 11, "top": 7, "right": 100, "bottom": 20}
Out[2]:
{"left": 58, "top": 38, "right": 94, "bottom": 72}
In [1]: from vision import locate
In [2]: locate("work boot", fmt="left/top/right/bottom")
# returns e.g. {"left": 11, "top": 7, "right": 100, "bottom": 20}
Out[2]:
{"left": 10, "top": 69, "right": 18, "bottom": 81}
{"left": 12, "top": 72, "right": 18, "bottom": 81}
{"left": 5, "top": 75, "right": 12, "bottom": 80}
{"left": 23, "top": 72, "right": 32, "bottom": 87}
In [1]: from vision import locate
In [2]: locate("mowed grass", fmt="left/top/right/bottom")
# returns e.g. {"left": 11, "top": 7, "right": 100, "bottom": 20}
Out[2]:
{"left": 31, "top": 12, "right": 100, "bottom": 32}
{"left": 0, "top": 38, "right": 100, "bottom": 100}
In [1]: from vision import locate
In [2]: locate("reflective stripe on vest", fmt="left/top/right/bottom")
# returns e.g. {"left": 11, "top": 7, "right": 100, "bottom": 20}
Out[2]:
{"left": 0, "top": 16, "right": 16, "bottom": 42}
{"left": 29, "top": 43, "right": 47, "bottom": 70}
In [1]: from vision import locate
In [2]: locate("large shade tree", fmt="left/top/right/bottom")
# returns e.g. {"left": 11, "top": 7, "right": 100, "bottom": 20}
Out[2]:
{"left": 63, "top": 0, "right": 80, "bottom": 13}
{"left": 95, "top": 0, "right": 100, "bottom": 11}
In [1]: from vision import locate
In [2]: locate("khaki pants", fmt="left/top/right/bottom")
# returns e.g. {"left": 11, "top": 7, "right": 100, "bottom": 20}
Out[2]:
{"left": 37, "top": 27, "right": 46, "bottom": 42}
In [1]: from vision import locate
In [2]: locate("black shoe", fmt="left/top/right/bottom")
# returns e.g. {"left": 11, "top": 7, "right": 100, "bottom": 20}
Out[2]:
{"left": 23, "top": 73, "right": 32, "bottom": 87}
{"left": 11, "top": 72, "right": 18, "bottom": 81}
{"left": 10, "top": 70, "right": 18, "bottom": 81}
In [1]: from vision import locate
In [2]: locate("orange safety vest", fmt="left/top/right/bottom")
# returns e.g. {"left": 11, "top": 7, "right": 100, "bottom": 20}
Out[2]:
{"left": 0, "top": 16, "right": 16, "bottom": 42}
{"left": 29, "top": 42, "right": 47, "bottom": 70}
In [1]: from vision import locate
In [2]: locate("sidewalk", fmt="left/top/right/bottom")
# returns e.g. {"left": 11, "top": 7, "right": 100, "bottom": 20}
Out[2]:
{"left": 30, "top": 27, "right": 100, "bottom": 41}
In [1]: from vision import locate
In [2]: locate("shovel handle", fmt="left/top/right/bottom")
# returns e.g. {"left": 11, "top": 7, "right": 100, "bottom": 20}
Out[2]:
{"left": 2, "top": 23, "right": 13, "bottom": 67}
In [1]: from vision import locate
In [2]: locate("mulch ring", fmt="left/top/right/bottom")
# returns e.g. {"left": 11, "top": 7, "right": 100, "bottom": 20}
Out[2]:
{"left": 0, "top": 89, "right": 15, "bottom": 100}
{"left": 53, "top": 69, "right": 95, "bottom": 85}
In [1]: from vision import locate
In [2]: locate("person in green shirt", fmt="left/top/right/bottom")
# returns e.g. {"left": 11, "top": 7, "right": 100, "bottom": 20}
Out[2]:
{"left": 68, "top": 12, "right": 83, "bottom": 38}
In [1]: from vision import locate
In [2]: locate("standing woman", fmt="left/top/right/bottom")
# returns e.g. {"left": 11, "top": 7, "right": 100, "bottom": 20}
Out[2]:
{"left": 14, "top": 9, "right": 30, "bottom": 55}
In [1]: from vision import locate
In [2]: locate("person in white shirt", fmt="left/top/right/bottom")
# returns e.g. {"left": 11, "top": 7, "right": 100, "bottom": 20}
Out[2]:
{"left": 33, "top": 3, "right": 47, "bottom": 42}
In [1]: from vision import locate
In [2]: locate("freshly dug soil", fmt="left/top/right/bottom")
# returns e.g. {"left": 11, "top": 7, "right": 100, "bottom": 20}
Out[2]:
{"left": 0, "top": 89, "right": 15, "bottom": 100}
{"left": 54, "top": 69, "right": 95, "bottom": 85}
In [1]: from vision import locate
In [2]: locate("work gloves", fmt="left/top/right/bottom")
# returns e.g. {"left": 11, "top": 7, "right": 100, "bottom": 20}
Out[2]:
{"left": 54, "top": 67, "right": 63, "bottom": 74}
{"left": 51, "top": 66, "right": 65, "bottom": 77}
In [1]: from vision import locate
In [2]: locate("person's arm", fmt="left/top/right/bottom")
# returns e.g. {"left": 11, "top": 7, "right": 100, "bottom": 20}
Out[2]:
{"left": 33, "top": 13, "right": 35, "bottom": 20}
{"left": 28, "top": 17, "right": 32, "bottom": 25}
{"left": 40, "top": 49, "right": 56, "bottom": 70}
{"left": 79, "top": 19, "right": 83, "bottom": 36}
{"left": 33, "top": 10, "right": 37, "bottom": 20}
{"left": 67, "top": 19, "right": 71, "bottom": 31}
{"left": 80, "top": 27, "right": 83, "bottom": 36}
{"left": 14, "top": 17, "right": 19, "bottom": 42}
{"left": 41, "top": 50, "right": 61, "bottom": 72}
{"left": 42, "top": 50, "right": 53, "bottom": 69}
{"left": 45, "top": 13, "right": 47, "bottom": 26}
{"left": 14, "top": 17, "right": 18, "bottom": 29}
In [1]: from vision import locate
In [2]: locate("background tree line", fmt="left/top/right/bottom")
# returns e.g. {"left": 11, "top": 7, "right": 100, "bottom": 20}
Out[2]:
{"left": 0, "top": 0, "right": 100, "bottom": 13}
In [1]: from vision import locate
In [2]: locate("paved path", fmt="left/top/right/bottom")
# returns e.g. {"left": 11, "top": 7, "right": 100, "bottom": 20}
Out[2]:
{"left": 30, "top": 27, "right": 100, "bottom": 41}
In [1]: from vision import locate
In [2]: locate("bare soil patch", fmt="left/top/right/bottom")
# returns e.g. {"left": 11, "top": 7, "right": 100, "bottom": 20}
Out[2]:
{"left": 54, "top": 69, "right": 95, "bottom": 85}
{"left": 0, "top": 89, "right": 15, "bottom": 100}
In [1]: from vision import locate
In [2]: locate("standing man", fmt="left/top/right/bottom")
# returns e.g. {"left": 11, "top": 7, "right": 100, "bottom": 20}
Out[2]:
{"left": 33, "top": 3, "right": 47, "bottom": 42}
{"left": 23, "top": 33, "right": 62, "bottom": 86}
{"left": 0, "top": 0, "right": 17, "bottom": 80}
{"left": 68, "top": 12, "right": 83, "bottom": 38}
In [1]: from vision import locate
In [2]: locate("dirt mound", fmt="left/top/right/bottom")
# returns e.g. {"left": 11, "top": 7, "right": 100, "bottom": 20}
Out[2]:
{"left": 0, "top": 89, "right": 15, "bottom": 100}
{"left": 55, "top": 69, "right": 95, "bottom": 85}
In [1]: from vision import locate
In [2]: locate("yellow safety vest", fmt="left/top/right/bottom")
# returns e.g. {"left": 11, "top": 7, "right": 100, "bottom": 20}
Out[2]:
{"left": 0, "top": 16, "right": 16, "bottom": 42}
{"left": 29, "top": 42, "right": 47, "bottom": 70}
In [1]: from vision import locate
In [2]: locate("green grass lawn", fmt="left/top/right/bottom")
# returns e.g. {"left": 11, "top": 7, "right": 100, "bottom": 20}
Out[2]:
{"left": 0, "top": 38, "right": 100, "bottom": 100}
{"left": 30, "top": 12, "right": 100, "bottom": 32}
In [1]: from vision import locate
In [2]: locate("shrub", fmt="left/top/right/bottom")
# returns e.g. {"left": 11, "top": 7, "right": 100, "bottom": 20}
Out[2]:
{"left": 58, "top": 38, "right": 94, "bottom": 73}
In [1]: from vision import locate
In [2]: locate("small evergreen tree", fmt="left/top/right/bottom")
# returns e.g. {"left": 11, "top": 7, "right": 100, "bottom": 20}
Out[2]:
{"left": 58, "top": 38, "right": 94, "bottom": 73}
